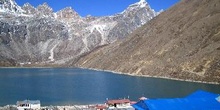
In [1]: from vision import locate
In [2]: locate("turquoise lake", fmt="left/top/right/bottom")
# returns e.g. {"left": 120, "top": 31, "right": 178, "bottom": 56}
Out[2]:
{"left": 0, "top": 68, "right": 219, "bottom": 106}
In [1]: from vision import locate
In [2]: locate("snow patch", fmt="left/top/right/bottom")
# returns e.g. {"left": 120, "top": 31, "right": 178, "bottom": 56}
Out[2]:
{"left": 90, "top": 24, "right": 107, "bottom": 34}
{"left": 129, "top": 0, "right": 146, "bottom": 8}
{"left": 40, "top": 40, "right": 53, "bottom": 54}
{"left": 48, "top": 42, "right": 59, "bottom": 61}
{"left": 19, "top": 13, "right": 32, "bottom": 17}
{"left": 54, "top": 13, "right": 57, "bottom": 19}
{"left": 139, "top": 0, "right": 146, "bottom": 3}
{"left": 138, "top": 0, "right": 147, "bottom": 8}
{"left": 87, "top": 22, "right": 117, "bottom": 45}
{"left": 0, "top": 9, "right": 6, "bottom": 13}
{"left": 82, "top": 37, "right": 89, "bottom": 52}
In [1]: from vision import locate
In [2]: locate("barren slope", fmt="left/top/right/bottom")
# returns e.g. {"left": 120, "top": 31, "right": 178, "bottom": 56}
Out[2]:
{"left": 75, "top": 0, "right": 220, "bottom": 83}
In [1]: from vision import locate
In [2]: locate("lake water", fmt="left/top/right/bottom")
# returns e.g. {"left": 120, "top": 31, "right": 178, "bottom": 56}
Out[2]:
{"left": 0, "top": 68, "right": 219, "bottom": 106}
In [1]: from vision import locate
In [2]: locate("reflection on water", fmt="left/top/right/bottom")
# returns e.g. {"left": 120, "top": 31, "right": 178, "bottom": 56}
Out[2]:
{"left": 0, "top": 68, "right": 219, "bottom": 106}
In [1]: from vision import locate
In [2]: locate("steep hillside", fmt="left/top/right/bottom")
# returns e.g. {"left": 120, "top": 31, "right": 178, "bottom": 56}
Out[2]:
{"left": 0, "top": 0, "right": 158, "bottom": 66}
{"left": 76, "top": 0, "right": 220, "bottom": 83}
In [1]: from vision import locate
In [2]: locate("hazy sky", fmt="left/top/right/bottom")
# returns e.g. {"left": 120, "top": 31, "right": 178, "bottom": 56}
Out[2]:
{"left": 15, "top": 0, "right": 180, "bottom": 17}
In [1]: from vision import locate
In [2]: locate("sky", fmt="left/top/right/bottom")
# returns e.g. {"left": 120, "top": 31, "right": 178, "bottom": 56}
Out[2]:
{"left": 15, "top": 0, "right": 180, "bottom": 17}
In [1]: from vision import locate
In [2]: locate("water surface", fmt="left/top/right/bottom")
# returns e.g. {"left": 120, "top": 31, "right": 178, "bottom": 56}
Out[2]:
{"left": 0, "top": 68, "right": 219, "bottom": 106}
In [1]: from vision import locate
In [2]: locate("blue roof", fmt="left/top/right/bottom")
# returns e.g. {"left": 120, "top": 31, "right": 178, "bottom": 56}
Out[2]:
{"left": 132, "top": 90, "right": 220, "bottom": 110}
{"left": 132, "top": 100, "right": 149, "bottom": 110}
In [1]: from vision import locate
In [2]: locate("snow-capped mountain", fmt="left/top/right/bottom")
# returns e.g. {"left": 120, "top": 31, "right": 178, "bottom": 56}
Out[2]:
{"left": 0, "top": 0, "right": 159, "bottom": 66}
{"left": 0, "top": 0, "right": 24, "bottom": 13}
{"left": 22, "top": 3, "right": 36, "bottom": 15}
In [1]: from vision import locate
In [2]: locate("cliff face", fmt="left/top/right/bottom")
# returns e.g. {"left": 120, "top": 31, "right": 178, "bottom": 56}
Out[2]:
{"left": 0, "top": 0, "right": 158, "bottom": 66}
{"left": 76, "top": 0, "right": 220, "bottom": 83}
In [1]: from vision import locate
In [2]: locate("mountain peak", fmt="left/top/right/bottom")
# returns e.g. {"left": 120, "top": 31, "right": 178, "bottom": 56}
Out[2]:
{"left": 0, "top": 0, "right": 24, "bottom": 13}
{"left": 119, "top": 0, "right": 153, "bottom": 17}
{"left": 22, "top": 2, "right": 36, "bottom": 14}
{"left": 139, "top": 0, "right": 146, "bottom": 4}
{"left": 36, "top": 2, "right": 54, "bottom": 17}
{"left": 130, "top": 0, "right": 148, "bottom": 8}
{"left": 56, "top": 6, "right": 80, "bottom": 20}
{"left": 37, "top": 2, "right": 52, "bottom": 11}
{"left": 138, "top": 0, "right": 147, "bottom": 8}
{"left": 23, "top": 2, "right": 32, "bottom": 7}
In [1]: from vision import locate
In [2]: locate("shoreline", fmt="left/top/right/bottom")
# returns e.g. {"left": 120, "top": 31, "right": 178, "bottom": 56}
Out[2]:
{"left": 78, "top": 67, "right": 220, "bottom": 85}
{"left": 1, "top": 66, "right": 219, "bottom": 85}
{"left": 0, "top": 66, "right": 219, "bottom": 108}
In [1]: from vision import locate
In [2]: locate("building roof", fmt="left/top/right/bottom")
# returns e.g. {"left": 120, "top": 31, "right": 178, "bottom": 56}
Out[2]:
{"left": 132, "top": 90, "right": 220, "bottom": 110}
{"left": 17, "top": 100, "right": 40, "bottom": 105}
{"left": 106, "top": 99, "right": 131, "bottom": 105}
{"left": 95, "top": 105, "right": 107, "bottom": 109}
{"left": 132, "top": 100, "right": 149, "bottom": 110}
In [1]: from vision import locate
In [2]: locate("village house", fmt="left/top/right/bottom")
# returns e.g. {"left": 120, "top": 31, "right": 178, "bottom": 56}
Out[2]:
{"left": 17, "top": 100, "right": 41, "bottom": 110}
{"left": 106, "top": 99, "right": 134, "bottom": 109}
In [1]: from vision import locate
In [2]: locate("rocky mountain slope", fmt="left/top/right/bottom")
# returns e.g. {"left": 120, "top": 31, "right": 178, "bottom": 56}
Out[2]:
{"left": 0, "top": 0, "right": 158, "bottom": 66}
{"left": 76, "top": 0, "right": 220, "bottom": 83}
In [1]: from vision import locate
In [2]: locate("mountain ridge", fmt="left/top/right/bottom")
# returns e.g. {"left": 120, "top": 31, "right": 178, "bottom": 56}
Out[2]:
{"left": 0, "top": 0, "right": 158, "bottom": 66}
{"left": 75, "top": 0, "right": 220, "bottom": 83}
